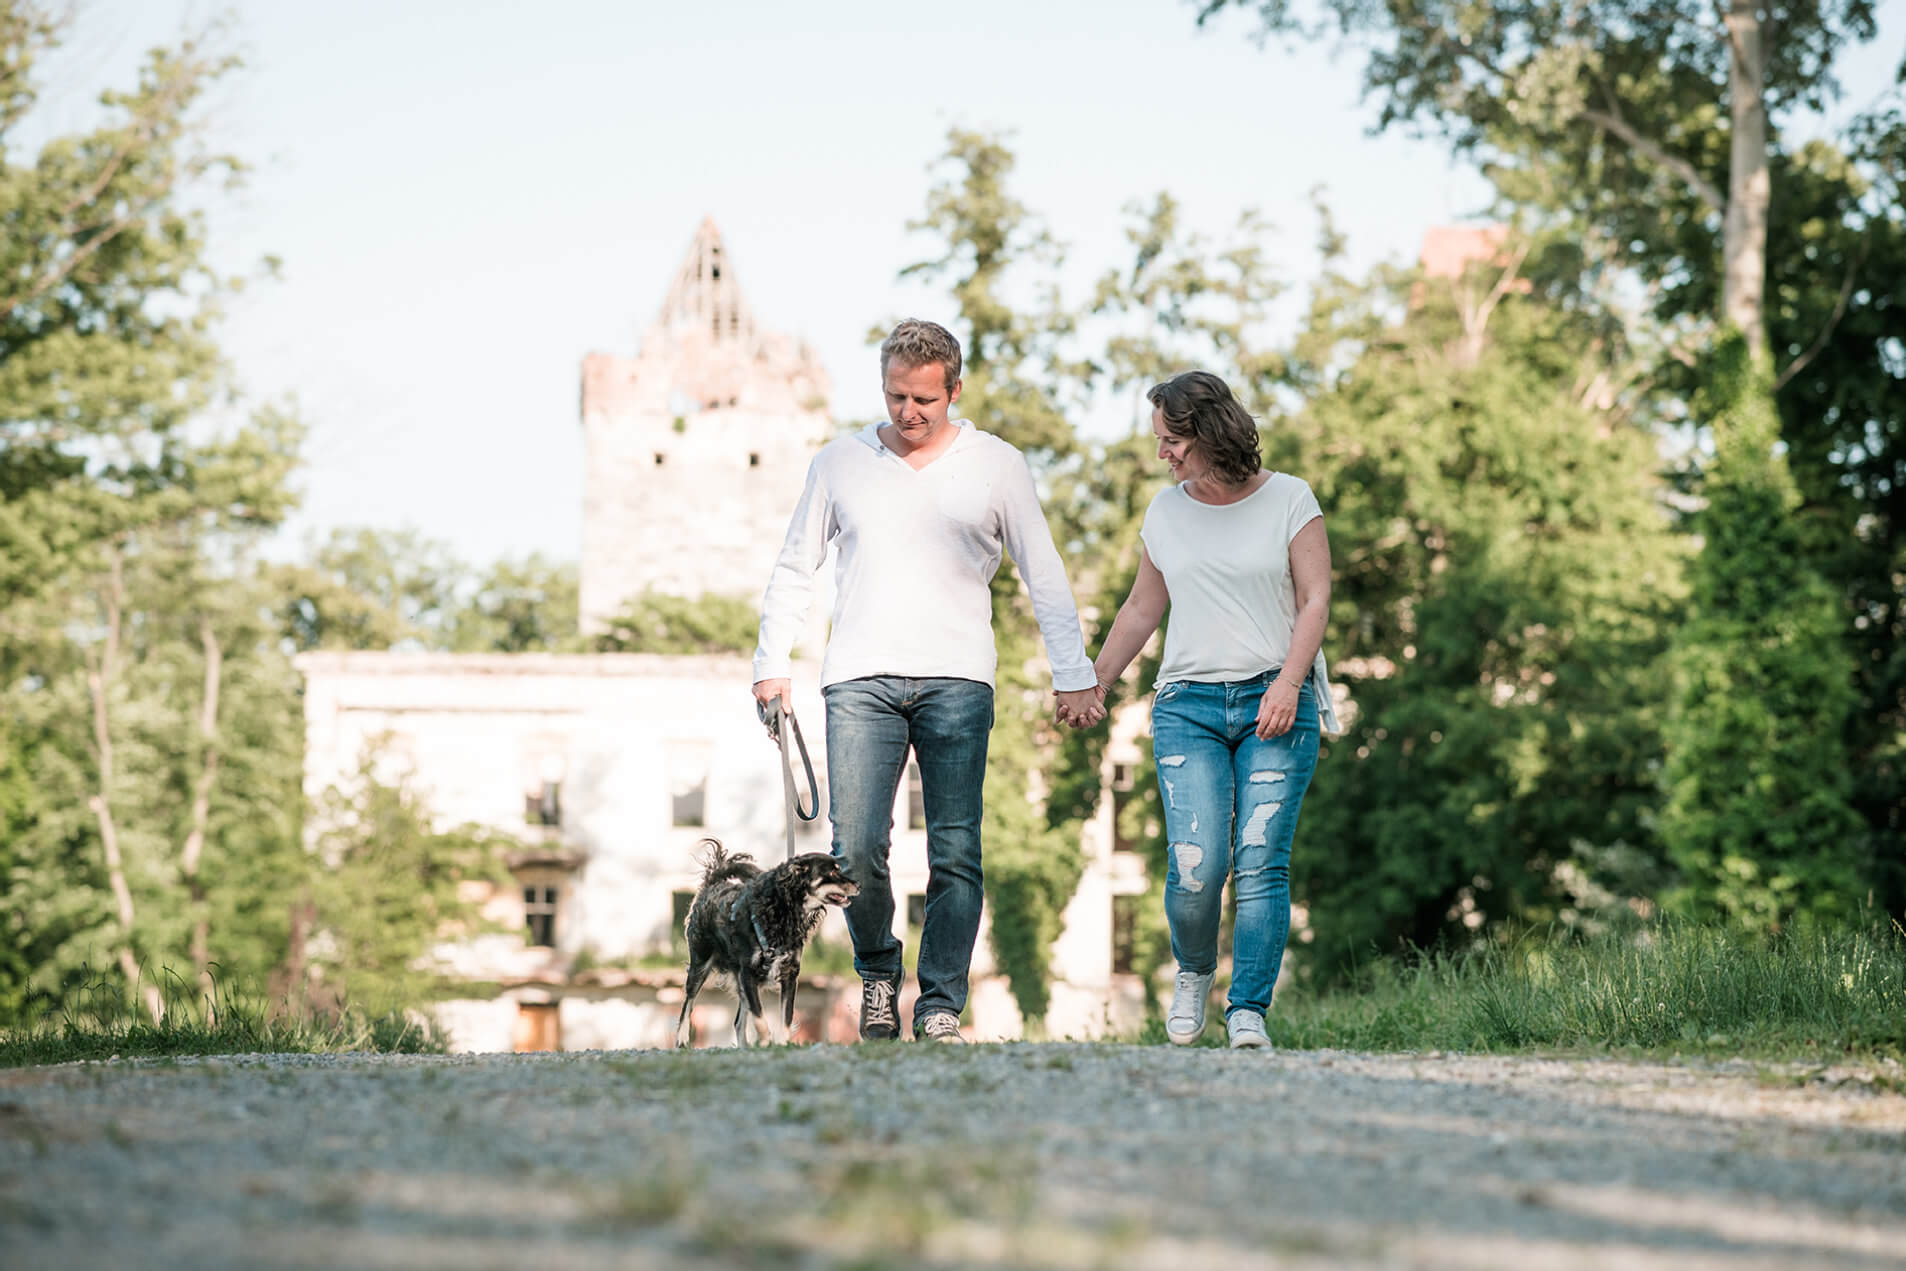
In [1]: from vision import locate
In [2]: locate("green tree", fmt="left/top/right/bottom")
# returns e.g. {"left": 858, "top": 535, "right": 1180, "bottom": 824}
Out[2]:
{"left": 1197, "top": 0, "right": 1881, "bottom": 360}
{"left": 1, "top": 411, "right": 308, "bottom": 1021}
{"left": 1281, "top": 252, "right": 1688, "bottom": 974}
{"left": 269, "top": 527, "right": 462, "bottom": 653}
{"left": 1764, "top": 117, "right": 1906, "bottom": 915}
{"left": 446, "top": 555, "right": 580, "bottom": 653}
{"left": 0, "top": 4, "right": 248, "bottom": 610}
{"left": 1661, "top": 337, "right": 1864, "bottom": 929}
{"left": 293, "top": 755, "right": 509, "bottom": 1013}
{"left": 591, "top": 589, "right": 758, "bottom": 655}
{"left": 1199, "top": 0, "right": 1893, "bottom": 922}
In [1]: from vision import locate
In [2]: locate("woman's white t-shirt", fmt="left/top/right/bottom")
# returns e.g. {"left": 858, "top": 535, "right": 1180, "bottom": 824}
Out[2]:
{"left": 1138, "top": 472, "right": 1341, "bottom": 733}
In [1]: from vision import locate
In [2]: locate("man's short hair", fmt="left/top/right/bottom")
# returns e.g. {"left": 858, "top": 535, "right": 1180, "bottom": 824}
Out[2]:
{"left": 880, "top": 319, "right": 962, "bottom": 392}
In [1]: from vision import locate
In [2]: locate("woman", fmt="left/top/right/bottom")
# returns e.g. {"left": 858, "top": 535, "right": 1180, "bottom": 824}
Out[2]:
{"left": 1090, "top": 370, "right": 1337, "bottom": 1048}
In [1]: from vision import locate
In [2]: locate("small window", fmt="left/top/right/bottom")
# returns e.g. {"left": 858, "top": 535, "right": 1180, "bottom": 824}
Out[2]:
{"left": 906, "top": 893, "right": 927, "bottom": 931}
{"left": 668, "top": 741, "right": 713, "bottom": 828}
{"left": 1112, "top": 895, "right": 1140, "bottom": 974}
{"left": 653, "top": 452, "right": 666, "bottom": 466}
{"left": 513, "top": 1002, "right": 560, "bottom": 1053}
{"left": 525, "top": 885, "right": 559, "bottom": 947}
{"left": 671, "top": 890, "right": 695, "bottom": 958}
{"left": 747, "top": 451, "right": 761, "bottom": 468}
{"left": 905, "top": 761, "right": 926, "bottom": 830}
{"left": 524, "top": 780, "right": 561, "bottom": 828}
{"left": 1112, "top": 762, "right": 1135, "bottom": 792}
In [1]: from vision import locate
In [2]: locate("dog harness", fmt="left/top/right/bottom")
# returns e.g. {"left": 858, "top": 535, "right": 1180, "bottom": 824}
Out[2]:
{"left": 727, "top": 897, "right": 772, "bottom": 951}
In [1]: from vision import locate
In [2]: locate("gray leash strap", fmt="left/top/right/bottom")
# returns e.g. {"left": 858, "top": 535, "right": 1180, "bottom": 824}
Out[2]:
{"left": 758, "top": 698, "right": 820, "bottom": 860}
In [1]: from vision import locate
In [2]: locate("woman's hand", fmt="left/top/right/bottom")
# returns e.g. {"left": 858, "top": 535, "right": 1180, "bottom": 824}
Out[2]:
{"left": 1255, "top": 678, "right": 1301, "bottom": 739}
{"left": 1055, "top": 686, "right": 1106, "bottom": 729}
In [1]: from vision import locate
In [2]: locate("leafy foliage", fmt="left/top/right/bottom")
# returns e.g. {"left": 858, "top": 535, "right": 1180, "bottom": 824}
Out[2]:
{"left": 297, "top": 756, "right": 510, "bottom": 1011}
{"left": 1277, "top": 257, "right": 1688, "bottom": 976}
{"left": 591, "top": 589, "right": 758, "bottom": 655}
{"left": 1661, "top": 338, "right": 1864, "bottom": 929}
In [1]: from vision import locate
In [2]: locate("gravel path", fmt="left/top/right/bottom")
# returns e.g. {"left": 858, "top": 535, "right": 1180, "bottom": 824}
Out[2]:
{"left": 3, "top": 1044, "right": 1904, "bottom": 1269}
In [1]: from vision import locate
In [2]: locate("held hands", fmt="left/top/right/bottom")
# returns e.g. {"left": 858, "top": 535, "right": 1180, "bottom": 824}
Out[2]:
{"left": 1054, "top": 683, "right": 1108, "bottom": 730}
{"left": 1255, "top": 677, "right": 1301, "bottom": 739}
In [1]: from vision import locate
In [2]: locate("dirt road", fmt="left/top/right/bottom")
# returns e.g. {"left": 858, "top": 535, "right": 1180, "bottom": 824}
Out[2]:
{"left": 3, "top": 1043, "right": 1903, "bottom": 1268}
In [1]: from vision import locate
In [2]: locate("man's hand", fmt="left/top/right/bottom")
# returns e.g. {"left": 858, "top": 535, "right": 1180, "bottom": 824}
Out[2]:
{"left": 1055, "top": 686, "right": 1105, "bottom": 730}
{"left": 1255, "top": 678, "right": 1301, "bottom": 739}
{"left": 754, "top": 678, "right": 792, "bottom": 735}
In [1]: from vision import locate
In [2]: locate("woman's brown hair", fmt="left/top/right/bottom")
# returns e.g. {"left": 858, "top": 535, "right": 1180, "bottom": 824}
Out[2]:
{"left": 1146, "top": 370, "right": 1263, "bottom": 486}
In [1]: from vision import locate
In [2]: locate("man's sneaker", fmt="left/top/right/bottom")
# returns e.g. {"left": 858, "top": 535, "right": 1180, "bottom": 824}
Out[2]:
{"left": 1227, "top": 1010, "right": 1272, "bottom": 1049}
{"left": 915, "top": 1010, "right": 965, "bottom": 1044}
{"left": 1166, "top": 970, "right": 1215, "bottom": 1045}
{"left": 858, "top": 975, "right": 901, "bottom": 1041}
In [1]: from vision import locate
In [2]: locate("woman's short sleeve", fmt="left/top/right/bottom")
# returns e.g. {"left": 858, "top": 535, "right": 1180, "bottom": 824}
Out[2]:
{"left": 1285, "top": 477, "right": 1323, "bottom": 545}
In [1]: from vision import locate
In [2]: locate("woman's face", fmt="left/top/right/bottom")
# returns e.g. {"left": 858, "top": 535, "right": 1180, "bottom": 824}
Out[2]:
{"left": 1152, "top": 405, "right": 1200, "bottom": 482}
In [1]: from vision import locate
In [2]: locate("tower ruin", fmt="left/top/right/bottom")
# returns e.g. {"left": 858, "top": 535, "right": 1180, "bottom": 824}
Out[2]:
{"left": 579, "top": 219, "right": 832, "bottom": 632}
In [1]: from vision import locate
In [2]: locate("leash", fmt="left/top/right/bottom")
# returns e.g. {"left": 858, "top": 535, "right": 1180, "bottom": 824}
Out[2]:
{"left": 758, "top": 696, "right": 820, "bottom": 860}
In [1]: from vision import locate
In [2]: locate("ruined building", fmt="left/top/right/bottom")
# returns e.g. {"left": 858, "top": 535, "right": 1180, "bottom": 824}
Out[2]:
{"left": 579, "top": 218, "right": 832, "bottom": 629}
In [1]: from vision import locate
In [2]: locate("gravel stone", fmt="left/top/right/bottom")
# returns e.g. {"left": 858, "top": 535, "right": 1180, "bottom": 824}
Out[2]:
{"left": 2, "top": 1044, "right": 1903, "bottom": 1268}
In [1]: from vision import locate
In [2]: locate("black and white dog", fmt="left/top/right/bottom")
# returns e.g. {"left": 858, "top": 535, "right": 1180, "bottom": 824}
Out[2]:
{"left": 675, "top": 839, "right": 858, "bottom": 1048}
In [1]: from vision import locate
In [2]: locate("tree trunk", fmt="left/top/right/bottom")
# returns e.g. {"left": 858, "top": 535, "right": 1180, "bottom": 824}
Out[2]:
{"left": 86, "top": 547, "right": 163, "bottom": 1023}
{"left": 1722, "top": 0, "right": 1770, "bottom": 357}
{"left": 181, "top": 615, "right": 223, "bottom": 1018}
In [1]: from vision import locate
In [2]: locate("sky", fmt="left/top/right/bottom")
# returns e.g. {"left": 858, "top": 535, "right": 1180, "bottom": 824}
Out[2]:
{"left": 34, "top": 0, "right": 1905, "bottom": 567}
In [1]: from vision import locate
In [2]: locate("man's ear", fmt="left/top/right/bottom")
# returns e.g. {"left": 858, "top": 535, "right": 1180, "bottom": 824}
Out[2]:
{"left": 948, "top": 378, "right": 962, "bottom": 405}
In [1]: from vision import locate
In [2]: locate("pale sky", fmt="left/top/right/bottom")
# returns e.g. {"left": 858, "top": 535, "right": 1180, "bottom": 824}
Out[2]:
{"left": 38, "top": 1, "right": 1904, "bottom": 567}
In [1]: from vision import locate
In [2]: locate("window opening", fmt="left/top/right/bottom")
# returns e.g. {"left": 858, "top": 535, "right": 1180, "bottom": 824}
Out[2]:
{"left": 525, "top": 885, "right": 559, "bottom": 947}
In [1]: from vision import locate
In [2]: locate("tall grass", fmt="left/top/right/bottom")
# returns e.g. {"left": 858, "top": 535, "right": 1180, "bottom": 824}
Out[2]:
{"left": 0, "top": 965, "right": 449, "bottom": 1068}
{"left": 1269, "top": 920, "right": 1906, "bottom": 1059}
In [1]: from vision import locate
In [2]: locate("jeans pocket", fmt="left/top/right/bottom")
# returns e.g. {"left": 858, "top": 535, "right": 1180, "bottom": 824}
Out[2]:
{"left": 1153, "top": 681, "right": 1185, "bottom": 705}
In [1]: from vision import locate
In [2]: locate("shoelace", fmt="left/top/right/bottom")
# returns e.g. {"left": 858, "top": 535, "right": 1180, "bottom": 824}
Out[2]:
{"left": 862, "top": 979, "right": 897, "bottom": 1028}
{"left": 921, "top": 1013, "right": 961, "bottom": 1038}
{"left": 1170, "top": 973, "right": 1204, "bottom": 1019}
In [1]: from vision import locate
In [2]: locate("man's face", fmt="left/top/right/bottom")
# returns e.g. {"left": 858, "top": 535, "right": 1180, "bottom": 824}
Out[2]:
{"left": 883, "top": 360, "right": 960, "bottom": 444}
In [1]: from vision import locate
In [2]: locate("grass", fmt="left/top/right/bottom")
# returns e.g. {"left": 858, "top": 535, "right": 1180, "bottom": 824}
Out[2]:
{"left": 0, "top": 967, "right": 449, "bottom": 1068}
{"left": 1258, "top": 919, "right": 1906, "bottom": 1061}
{"left": 11, "top": 921, "right": 1902, "bottom": 1067}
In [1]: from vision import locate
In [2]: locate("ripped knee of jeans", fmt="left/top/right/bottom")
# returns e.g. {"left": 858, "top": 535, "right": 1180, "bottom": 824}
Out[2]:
{"left": 1239, "top": 801, "right": 1283, "bottom": 847}
{"left": 1169, "top": 841, "right": 1207, "bottom": 892}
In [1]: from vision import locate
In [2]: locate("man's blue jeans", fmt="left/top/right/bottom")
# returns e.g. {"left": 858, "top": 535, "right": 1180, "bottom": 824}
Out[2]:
{"left": 1151, "top": 675, "right": 1320, "bottom": 1018}
{"left": 823, "top": 676, "right": 993, "bottom": 1024}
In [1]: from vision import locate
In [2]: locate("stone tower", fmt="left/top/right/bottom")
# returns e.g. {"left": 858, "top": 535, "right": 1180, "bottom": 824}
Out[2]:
{"left": 579, "top": 219, "right": 833, "bottom": 633}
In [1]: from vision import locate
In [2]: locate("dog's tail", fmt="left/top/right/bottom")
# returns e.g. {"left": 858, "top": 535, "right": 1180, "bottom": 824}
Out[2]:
{"left": 693, "top": 837, "right": 758, "bottom": 889}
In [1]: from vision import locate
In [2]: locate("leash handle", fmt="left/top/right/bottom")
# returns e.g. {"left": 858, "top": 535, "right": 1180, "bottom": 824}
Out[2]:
{"left": 758, "top": 695, "right": 820, "bottom": 861}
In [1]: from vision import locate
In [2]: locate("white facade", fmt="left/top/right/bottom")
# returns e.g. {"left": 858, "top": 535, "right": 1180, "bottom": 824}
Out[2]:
{"left": 297, "top": 650, "right": 1152, "bottom": 1050}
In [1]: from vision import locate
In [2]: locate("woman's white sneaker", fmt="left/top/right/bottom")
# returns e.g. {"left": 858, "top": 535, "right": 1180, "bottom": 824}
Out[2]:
{"left": 1166, "top": 971, "right": 1215, "bottom": 1045}
{"left": 1226, "top": 1010, "right": 1272, "bottom": 1049}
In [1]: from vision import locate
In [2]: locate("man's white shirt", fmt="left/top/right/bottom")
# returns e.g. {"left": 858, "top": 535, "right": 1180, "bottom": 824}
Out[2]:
{"left": 754, "top": 420, "right": 1096, "bottom": 692}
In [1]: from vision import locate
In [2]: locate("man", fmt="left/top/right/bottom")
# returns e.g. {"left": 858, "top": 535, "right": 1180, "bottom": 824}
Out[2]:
{"left": 752, "top": 319, "right": 1102, "bottom": 1043}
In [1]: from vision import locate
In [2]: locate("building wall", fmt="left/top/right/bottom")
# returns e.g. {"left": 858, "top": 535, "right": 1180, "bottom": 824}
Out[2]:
{"left": 298, "top": 650, "right": 1144, "bottom": 1050}
{"left": 578, "top": 358, "right": 831, "bottom": 626}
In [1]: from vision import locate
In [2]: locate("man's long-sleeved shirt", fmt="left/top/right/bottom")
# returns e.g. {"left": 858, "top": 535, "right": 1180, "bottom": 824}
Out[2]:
{"left": 753, "top": 421, "right": 1097, "bottom": 692}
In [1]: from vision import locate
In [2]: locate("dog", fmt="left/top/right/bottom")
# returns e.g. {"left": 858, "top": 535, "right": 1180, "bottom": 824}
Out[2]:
{"left": 675, "top": 839, "right": 858, "bottom": 1048}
